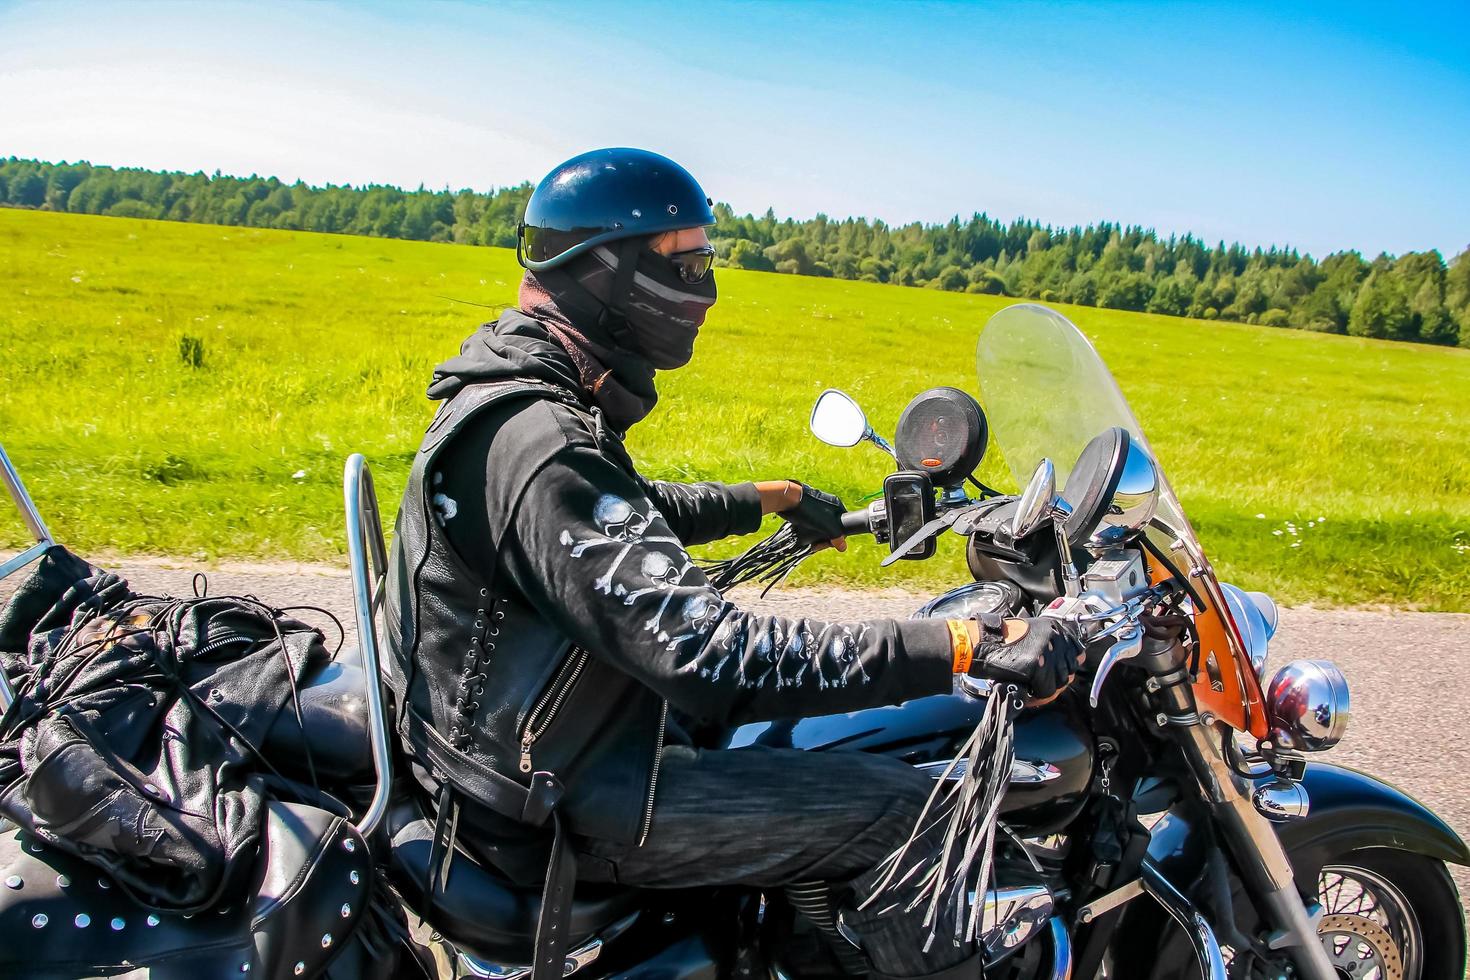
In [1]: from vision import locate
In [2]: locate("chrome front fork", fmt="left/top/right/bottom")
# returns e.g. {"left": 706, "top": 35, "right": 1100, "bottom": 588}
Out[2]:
{"left": 1145, "top": 642, "right": 1336, "bottom": 980}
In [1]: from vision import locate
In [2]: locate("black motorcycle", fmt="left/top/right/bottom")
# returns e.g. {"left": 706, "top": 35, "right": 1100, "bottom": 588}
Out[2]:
{"left": 2, "top": 303, "right": 1464, "bottom": 978}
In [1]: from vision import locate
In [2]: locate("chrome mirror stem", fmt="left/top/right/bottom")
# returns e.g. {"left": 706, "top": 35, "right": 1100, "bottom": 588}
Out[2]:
{"left": 1050, "top": 497, "right": 1080, "bottom": 596}
{"left": 862, "top": 427, "right": 897, "bottom": 461}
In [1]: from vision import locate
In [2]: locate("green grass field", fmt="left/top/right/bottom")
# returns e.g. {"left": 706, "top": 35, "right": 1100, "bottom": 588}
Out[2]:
{"left": 2, "top": 209, "right": 1468, "bottom": 609}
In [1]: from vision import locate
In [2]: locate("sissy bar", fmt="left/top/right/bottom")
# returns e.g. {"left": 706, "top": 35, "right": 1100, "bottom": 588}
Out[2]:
{"left": 0, "top": 440, "right": 57, "bottom": 709}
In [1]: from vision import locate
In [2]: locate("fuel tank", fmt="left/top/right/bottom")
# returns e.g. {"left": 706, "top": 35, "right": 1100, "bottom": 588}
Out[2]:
{"left": 724, "top": 685, "right": 1094, "bottom": 835}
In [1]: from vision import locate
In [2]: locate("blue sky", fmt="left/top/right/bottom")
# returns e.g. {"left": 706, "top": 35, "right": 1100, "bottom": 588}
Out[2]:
{"left": 2, "top": 0, "right": 1466, "bottom": 259}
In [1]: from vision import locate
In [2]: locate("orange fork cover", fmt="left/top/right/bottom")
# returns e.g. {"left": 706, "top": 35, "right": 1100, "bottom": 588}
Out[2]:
{"left": 1146, "top": 556, "right": 1269, "bottom": 738}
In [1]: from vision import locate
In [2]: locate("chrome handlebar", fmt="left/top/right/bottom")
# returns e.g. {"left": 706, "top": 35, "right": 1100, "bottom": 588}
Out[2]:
{"left": 1039, "top": 584, "right": 1172, "bottom": 707}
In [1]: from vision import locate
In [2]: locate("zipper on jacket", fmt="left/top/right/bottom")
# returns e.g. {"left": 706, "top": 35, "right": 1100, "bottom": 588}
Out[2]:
{"left": 518, "top": 648, "right": 590, "bottom": 773}
{"left": 639, "top": 699, "right": 669, "bottom": 846}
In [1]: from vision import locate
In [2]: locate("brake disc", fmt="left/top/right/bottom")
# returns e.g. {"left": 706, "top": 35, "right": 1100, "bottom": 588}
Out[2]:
{"left": 1318, "top": 912, "right": 1404, "bottom": 980}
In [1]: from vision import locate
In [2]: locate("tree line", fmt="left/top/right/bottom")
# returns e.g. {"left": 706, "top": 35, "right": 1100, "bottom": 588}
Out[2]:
{"left": 4, "top": 157, "right": 1467, "bottom": 347}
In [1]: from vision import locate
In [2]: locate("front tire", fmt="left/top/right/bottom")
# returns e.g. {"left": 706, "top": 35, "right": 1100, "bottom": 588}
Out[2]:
{"left": 1120, "top": 847, "right": 1466, "bottom": 979}
{"left": 1314, "top": 849, "right": 1465, "bottom": 980}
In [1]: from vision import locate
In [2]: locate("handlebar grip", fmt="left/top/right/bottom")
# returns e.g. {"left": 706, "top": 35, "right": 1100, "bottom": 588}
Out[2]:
{"left": 839, "top": 509, "right": 873, "bottom": 535}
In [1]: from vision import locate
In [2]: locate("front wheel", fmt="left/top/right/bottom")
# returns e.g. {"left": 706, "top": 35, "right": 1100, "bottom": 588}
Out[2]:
{"left": 1122, "top": 847, "right": 1466, "bottom": 979}
{"left": 1313, "top": 849, "right": 1465, "bottom": 980}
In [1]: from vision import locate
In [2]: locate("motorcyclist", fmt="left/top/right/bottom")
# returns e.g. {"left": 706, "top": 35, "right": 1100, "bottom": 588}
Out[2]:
{"left": 385, "top": 147, "right": 1083, "bottom": 980}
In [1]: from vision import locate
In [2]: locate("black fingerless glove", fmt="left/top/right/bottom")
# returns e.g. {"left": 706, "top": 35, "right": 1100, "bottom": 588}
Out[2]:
{"left": 779, "top": 482, "right": 848, "bottom": 546}
{"left": 967, "top": 615, "right": 1084, "bottom": 700}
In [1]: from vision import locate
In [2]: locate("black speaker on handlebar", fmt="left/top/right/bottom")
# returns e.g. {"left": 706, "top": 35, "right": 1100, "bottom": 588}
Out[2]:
{"left": 894, "top": 387, "right": 987, "bottom": 488}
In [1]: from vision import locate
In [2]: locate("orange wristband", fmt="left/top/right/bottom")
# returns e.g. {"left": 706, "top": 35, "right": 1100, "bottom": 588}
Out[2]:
{"left": 947, "top": 619, "right": 974, "bottom": 674}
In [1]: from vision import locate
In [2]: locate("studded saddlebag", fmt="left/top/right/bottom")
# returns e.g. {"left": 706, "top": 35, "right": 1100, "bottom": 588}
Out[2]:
{"left": 0, "top": 801, "right": 381, "bottom": 978}
{"left": 0, "top": 546, "right": 332, "bottom": 914}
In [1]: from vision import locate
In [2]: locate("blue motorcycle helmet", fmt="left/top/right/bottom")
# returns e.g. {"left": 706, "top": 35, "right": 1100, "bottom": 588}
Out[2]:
{"left": 517, "top": 147, "right": 717, "bottom": 271}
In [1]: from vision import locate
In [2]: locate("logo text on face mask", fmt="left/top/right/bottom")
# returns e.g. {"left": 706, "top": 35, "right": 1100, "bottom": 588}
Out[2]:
{"left": 627, "top": 298, "right": 706, "bottom": 331}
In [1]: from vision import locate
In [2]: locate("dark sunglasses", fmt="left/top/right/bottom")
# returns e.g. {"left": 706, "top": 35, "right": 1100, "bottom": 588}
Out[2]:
{"left": 665, "top": 245, "right": 716, "bottom": 284}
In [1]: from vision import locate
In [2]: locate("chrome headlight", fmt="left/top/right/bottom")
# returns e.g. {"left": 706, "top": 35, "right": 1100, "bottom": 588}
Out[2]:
{"left": 1220, "top": 583, "right": 1278, "bottom": 680}
{"left": 1266, "top": 660, "right": 1349, "bottom": 751}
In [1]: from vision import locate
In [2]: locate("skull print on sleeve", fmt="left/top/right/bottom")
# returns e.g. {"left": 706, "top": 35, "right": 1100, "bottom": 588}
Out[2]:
{"left": 503, "top": 443, "right": 956, "bottom": 726}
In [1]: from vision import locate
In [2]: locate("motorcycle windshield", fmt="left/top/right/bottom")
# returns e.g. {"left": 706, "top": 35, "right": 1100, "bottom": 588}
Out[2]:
{"left": 975, "top": 304, "right": 1266, "bottom": 735}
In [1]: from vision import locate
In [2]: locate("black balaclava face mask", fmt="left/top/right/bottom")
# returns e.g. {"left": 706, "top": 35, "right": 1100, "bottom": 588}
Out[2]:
{"left": 563, "top": 237, "right": 717, "bottom": 368}
{"left": 616, "top": 243, "right": 718, "bottom": 368}
{"left": 518, "top": 235, "right": 717, "bottom": 431}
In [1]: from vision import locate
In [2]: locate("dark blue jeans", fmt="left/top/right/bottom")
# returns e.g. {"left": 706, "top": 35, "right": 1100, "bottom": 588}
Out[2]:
{"left": 573, "top": 744, "right": 976, "bottom": 977}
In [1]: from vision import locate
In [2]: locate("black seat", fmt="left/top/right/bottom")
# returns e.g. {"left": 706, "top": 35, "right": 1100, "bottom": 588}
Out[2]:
{"left": 0, "top": 802, "right": 375, "bottom": 978}
{"left": 386, "top": 797, "right": 643, "bottom": 964}
{"left": 264, "top": 645, "right": 377, "bottom": 783}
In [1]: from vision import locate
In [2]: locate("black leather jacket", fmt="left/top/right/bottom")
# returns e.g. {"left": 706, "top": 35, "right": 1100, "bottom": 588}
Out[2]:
{"left": 385, "top": 313, "right": 956, "bottom": 862}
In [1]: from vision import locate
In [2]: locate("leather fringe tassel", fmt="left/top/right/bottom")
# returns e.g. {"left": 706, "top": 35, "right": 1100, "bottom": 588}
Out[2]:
{"left": 858, "top": 682, "right": 1021, "bottom": 954}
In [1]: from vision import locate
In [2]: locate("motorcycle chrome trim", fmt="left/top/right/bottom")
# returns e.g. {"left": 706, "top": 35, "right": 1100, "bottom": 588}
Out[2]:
{"left": 1010, "top": 760, "right": 1063, "bottom": 785}
{"left": 457, "top": 954, "right": 529, "bottom": 979}
{"left": 1075, "top": 877, "right": 1144, "bottom": 924}
{"left": 1087, "top": 623, "right": 1143, "bottom": 707}
{"left": 1056, "top": 585, "right": 1169, "bottom": 632}
{"left": 1047, "top": 916, "right": 1073, "bottom": 979}
{"left": 1169, "top": 696, "right": 1338, "bottom": 979}
{"left": 1138, "top": 861, "right": 1227, "bottom": 980}
{"left": 1265, "top": 660, "right": 1350, "bottom": 752}
{"left": 0, "top": 441, "right": 57, "bottom": 711}
{"left": 0, "top": 541, "right": 51, "bottom": 586}
{"left": 343, "top": 453, "right": 394, "bottom": 839}
{"left": 1252, "top": 778, "right": 1310, "bottom": 822}
{"left": 956, "top": 674, "right": 993, "bottom": 699}
{"left": 917, "top": 758, "right": 1061, "bottom": 785}
{"left": 457, "top": 938, "right": 604, "bottom": 979}
{"left": 0, "top": 441, "right": 53, "bottom": 547}
{"left": 1078, "top": 550, "right": 1148, "bottom": 606}
{"left": 1050, "top": 497, "right": 1082, "bottom": 596}
{"left": 981, "top": 885, "right": 1054, "bottom": 956}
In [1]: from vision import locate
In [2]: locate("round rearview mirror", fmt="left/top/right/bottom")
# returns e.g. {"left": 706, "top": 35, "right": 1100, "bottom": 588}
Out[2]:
{"left": 1084, "top": 439, "right": 1160, "bottom": 550}
{"left": 1013, "top": 458, "right": 1056, "bottom": 538}
{"left": 810, "top": 389, "right": 869, "bottom": 448}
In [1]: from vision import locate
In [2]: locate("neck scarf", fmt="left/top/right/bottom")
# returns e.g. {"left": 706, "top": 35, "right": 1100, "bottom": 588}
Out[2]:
{"left": 518, "top": 269, "right": 659, "bottom": 433}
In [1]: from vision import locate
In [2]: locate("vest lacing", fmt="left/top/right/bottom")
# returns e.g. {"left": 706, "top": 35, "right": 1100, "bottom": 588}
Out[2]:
{"left": 448, "top": 586, "right": 504, "bottom": 750}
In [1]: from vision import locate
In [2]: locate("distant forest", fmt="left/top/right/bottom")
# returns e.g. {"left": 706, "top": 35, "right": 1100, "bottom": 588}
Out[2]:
{"left": 4, "top": 157, "right": 1468, "bottom": 347}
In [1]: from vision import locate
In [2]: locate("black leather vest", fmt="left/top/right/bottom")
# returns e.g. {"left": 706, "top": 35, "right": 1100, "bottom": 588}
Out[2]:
{"left": 385, "top": 379, "right": 665, "bottom": 847}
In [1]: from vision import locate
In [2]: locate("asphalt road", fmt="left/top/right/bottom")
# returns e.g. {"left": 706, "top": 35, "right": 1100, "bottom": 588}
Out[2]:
{"left": 4, "top": 557, "right": 1469, "bottom": 917}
